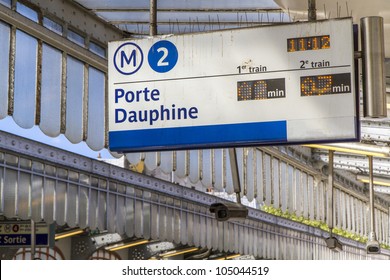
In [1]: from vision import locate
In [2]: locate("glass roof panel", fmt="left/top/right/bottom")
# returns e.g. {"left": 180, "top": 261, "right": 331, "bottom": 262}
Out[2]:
{"left": 74, "top": 0, "right": 288, "bottom": 35}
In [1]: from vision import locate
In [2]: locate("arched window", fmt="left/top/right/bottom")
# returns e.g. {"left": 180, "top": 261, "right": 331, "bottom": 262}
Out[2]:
{"left": 89, "top": 249, "right": 121, "bottom": 260}
{"left": 13, "top": 247, "right": 65, "bottom": 260}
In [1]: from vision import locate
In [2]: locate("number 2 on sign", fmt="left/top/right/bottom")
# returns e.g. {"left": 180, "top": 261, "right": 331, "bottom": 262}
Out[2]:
{"left": 157, "top": 47, "right": 169, "bottom": 66}
{"left": 148, "top": 40, "right": 178, "bottom": 73}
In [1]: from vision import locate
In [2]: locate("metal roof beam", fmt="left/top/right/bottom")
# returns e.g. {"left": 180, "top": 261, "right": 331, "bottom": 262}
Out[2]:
{"left": 90, "top": 8, "right": 283, "bottom": 13}
{"left": 110, "top": 20, "right": 289, "bottom": 25}
{"left": 27, "top": 0, "right": 124, "bottom": 44}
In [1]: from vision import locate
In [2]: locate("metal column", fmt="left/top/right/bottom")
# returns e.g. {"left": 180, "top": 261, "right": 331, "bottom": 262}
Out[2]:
{"left": 327, "top": 150, "right": 334, "bottom": 231}
{"left": 361, "top": 17, "right": 387, "bottom": 118}
{"left": 366, "top": 155, "right": 380, "bottom": 253}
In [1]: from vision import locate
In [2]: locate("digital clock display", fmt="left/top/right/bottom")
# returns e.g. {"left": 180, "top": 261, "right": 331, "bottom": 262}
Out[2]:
{"left": 237, "top": 78, "right": 285, "bottom": 101}
{"left": 300, "top": 73, "right": 351, "bottom": 96}
{"left": 287, "top": 35, "right": 330, "bottom": 52}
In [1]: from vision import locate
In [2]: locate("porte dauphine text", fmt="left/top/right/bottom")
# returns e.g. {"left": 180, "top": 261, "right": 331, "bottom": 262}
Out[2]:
{"left": 114, "top": 87, "right": 199, "bottom": 126}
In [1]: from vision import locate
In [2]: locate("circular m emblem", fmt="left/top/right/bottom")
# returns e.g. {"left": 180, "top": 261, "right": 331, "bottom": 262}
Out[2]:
{"left": 113, "top": 42, "right": 144, "bottom": 75}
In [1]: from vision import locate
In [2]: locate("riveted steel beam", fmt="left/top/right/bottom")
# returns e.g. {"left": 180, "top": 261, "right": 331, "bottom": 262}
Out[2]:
{"left": 361, "top": 119, "right": 390, "bottom": 143}
{"left": 374, "top": 186, "right": 390, "bottom": 194}
{"left": 90, "top": 8, "right": 283, "bottom": 13}
{"left": 314, "top": 151, "right": 390, "bottom": 177}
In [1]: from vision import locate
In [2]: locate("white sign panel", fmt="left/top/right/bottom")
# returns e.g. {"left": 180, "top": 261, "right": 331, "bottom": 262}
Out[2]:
{"left": 108, "top": 18, "right": 357, "bottom": 152}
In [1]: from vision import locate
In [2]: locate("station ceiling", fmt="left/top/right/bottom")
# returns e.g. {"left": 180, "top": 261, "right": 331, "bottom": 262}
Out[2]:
{"left": 74, "top": 0, "right": 288, "bottom": 35}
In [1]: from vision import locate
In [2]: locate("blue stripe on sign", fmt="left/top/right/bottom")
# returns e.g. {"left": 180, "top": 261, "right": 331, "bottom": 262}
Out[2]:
{"left": 109, "top": 121, "right": 287, "bottom": 152}
{"left": 0, "top": 234, "right": 49, "bottom": 247}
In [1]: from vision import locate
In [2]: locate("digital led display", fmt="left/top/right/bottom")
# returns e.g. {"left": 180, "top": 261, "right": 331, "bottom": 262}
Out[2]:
{"left": 300, "top": 73, "right": 351, "bottom": 96}
{"left": 237, "top": 78, "right": 285, "bottom": 101}
{"left": 287, "top": 35, "right": 330, "bottom": 52}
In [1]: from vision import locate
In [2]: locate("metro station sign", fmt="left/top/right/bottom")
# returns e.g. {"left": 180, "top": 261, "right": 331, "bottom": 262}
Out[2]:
{"left": 108, "top": 18, "right": 358, "bottom": 152}
{"left": 0, "top": 221, "right": 53, "bottom": 248}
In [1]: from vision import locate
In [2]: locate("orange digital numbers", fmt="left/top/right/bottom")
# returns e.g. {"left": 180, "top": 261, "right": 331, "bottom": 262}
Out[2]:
{"left": 299, "top": 38, "right": 306, "bottom": 51}
{"left": 312, "top": 37, "right": 319, "bottom": 50}
{"left": 237, "top": 78, "right": 286, "bottom": 101}
{"left": 287, "top": 35, "right": 330, "bottom": 52}
{"left": 321, "top": 35, "right": 330, "bottom": 49}
{"left": 288, "top": 39, "right": 296, "bottom": 52}
{"left": 300, "top": 73, "right": 351, "bottom": 96}
{"left": 237, "top": 81, "right": 253, "bottom": 101}
{"left": 301, "top": 75, "right": 332, "bottom": 96}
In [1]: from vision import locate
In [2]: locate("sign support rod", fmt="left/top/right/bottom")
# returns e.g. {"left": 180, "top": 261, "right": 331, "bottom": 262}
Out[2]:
{"left": 229, "top": 148, "right": 242, "bottom": 204}
{"left": 308, "top": 0, "right": 317, "bottom": 21}
{"left": 368, "top": 155, "right": 377, "bottom": 242}
{"left": 150, "top": 0, "right": 157, "bottom": 36}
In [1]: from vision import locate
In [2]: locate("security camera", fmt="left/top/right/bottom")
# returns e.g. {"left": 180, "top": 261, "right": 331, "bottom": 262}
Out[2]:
{"left": 325, "top": 237, "right": 343, "bottom": 252}
{"left": 366, "top": 232, "right": 381, "bottom": 254}
{"left": 366, "top": 240, "right": 380, "bottom": 254}
{"left": 209, "top": 202, "right": 248, "bottom": 222}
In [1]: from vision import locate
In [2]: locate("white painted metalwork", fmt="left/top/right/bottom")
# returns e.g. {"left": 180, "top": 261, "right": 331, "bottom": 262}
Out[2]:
{"left": 1, "top": 130, "right": 390, "bottom": 259}
{"left": 40, "top": 44, "right": 62, "bottom": 137}
{"left": 13, "top": 30, "right": 37, "bottom": 129}
{"left": 0, "top": 0, "right": 390, "bottom": 260}
{"left": 65, "top": 56, "right": 85, "bottom": 143}
{"left": 87, "top": 67, "right": 106, "bottom": 150}
{"left": 0, "top": 20, "right": 9, "bottom": 119}
{"left": 0, "top": 3, "right": 108, "bottom": 151}
{"left": 361, "top": 119, "right": 390, "bottom": 143}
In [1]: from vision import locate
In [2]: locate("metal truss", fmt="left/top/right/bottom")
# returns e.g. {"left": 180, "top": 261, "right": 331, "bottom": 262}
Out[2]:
{"left": 313, "top": 149, "right": 390, "bottom": 181}
{"left": 361, "top": 119, "right": 390, "bottom": 144}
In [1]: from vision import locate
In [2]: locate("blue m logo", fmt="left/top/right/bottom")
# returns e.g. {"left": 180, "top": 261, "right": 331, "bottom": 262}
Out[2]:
{"left": 113, "top": 42, "right": 144, "bottom": 75}
{"left": 121, "top": 49, "right": 137, "bottom": 68}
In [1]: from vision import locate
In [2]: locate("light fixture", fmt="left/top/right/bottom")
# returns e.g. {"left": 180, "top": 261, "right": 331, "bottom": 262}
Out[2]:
{"left": 325, "top": 237, "right": 343, "bottom": 252}
{"left": 159, "top": 247, "right": 199, "bottom": 258}
{"left": 304, "top": 143, "right": 390, "bottom": 157}
{"left": 55, "top": 228, "right": 84, "bottom": 240}
{"left": 357, "top": 174, "right": 390, "bottom": 187}
{"left": 215, "top": 254, "right": 241, "bottom": 260}
{"left": 106, "top": 239, "right": 149, "bottom": 252}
